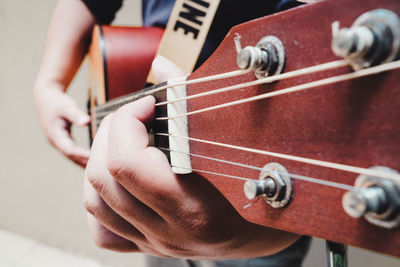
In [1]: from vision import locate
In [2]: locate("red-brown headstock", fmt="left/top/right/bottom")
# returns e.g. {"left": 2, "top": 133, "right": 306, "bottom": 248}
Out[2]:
{"left": 186, "top": 0, "right": 400, "bottom": 257}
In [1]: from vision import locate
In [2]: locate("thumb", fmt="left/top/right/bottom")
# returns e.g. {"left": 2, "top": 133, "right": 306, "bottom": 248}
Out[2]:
{"left": 152, "top": 55, "right": 187, "bottom": 83}
{"left": 63, "top": 104, "right": 91, "bottom": 126}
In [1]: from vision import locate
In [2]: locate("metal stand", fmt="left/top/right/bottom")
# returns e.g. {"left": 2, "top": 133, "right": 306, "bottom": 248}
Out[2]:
{"left": 326, "top": 241, "right": 348, "bottom": 267}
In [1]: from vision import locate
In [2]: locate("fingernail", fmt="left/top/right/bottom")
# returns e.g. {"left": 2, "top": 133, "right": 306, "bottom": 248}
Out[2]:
{"left": 78, "top": 115, "right": 91, "bottom": 125}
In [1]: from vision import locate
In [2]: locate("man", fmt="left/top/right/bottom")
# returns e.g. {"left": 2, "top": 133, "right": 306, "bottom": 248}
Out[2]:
{"left": 34, "top": 0, "right": 310, "bottom": 266}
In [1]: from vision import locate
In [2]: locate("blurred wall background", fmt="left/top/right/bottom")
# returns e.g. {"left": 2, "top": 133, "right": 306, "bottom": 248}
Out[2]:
{"left": 0, "top": 0, "right": 398, "bottom": 266}
{"left": 0, "top": 0, "right": 145, "bottom": 265}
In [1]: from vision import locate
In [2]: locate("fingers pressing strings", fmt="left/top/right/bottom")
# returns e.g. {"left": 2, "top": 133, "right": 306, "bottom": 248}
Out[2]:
{"left": 86, "top": 110, "right": 166, "bottom": 236}
{"left": 104, "top": 96, "right": 198, "bottom": 220}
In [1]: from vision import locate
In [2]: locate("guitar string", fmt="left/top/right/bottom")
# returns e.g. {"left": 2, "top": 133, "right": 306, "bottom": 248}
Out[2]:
{"left": 157, "top": 147, "right": 356, "bottom": 191}
{"left": 155, "top": 60, "right": 400, "bottom": 120}
{"left": 172, "top": 165, "right": 254, "bottom": 182}
{"left": 92, "top": 61, "right": 400, "bottom": 184}
{"left": 155, "top": 133, "right": 400, "bottom": 183}
{"left": 94, "top": 59, "right": 348, "bottom": 119}
{"left": 173, "top": 166, "right": 355, "bottom": 192}
{"left": 242, "top": 197, "right": 262, "bottom": 210}
{"left": 94, "top": 69, "right": 250, "bottom": 114}
{"left": 169, "top": 165, "right": 283, "bottom": 209}
{"left": 154, "top": 60, "right": 349, "bottom": 107}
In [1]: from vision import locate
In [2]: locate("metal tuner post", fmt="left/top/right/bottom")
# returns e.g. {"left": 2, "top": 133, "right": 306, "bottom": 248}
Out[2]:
{"left": 342, "top": 166, "right": 400, "bottom": 229}
{"left": 243, "top": 162, "right": 292, "bottom": 208}
{"left": 234, "top": 34, "right": 286, "bottom": 79}
{"left": 331, "top": 9, "right": 400, "bottom": 70}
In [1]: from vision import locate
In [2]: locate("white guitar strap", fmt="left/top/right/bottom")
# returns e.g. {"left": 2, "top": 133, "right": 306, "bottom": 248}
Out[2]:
{"left": 147, "top": 0, "right": 221, "bottom": 84}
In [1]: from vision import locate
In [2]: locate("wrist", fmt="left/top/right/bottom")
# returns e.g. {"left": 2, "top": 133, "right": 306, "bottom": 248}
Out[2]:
{"left": 34, "top": 78, "right": 66, "bottom": 97}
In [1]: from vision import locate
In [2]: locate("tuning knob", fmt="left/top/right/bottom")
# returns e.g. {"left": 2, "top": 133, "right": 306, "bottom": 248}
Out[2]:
{"left": 331, "top": 9, "right": 400, "bottom": 69}
{"left": 342, "top": 187, "right": 388, "bottom": 218}
{"left": 243, "top": 162, "right": 292, "bottom": 208}
{"left": 234, "top": 34, "right": 286, "bottom": 79}
{"left": 331, "top": 24, "right": 374, "bottom": 60}
{"left": 237, "top": 46, "right": 270, "bottom": 72}
{"left": 342, "top": 166, "right": 400, "bottom": 229}
{"left": 244, "top": 177, "right": 276, "bottom": 200}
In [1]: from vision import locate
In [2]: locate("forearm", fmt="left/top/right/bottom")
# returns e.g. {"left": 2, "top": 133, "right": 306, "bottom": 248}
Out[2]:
{"left": 35, "top": 0, "right": 96, "bottom": 93}
{"left": 34, "top": 0, "right": 96, "bottom": 167}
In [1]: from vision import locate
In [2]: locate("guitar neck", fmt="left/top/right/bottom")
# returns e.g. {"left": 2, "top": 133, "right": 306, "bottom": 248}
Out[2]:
{"left": 91, "top": 82, "right": 172, "bottom": 162}
{"left": 92, "top": 82, "right": 168, "bottom": 131}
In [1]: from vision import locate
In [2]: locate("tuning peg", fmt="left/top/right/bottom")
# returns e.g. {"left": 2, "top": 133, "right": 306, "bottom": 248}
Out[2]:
{"left": 342, "top": 166, "right": 400, "bottom": 229}
{"left": 331, "top": 9, "right": 400, "bottom": 69}
{"left": 331, "top": 21, "right": 374, "bottom": 60}
{"left": 234, "top": 36, "right": 270, "bottom": 72}
{"left": 234, "top": 34, "right": 286, "bottom": 79}
{"left": 244, "top": 177, "right": 276, "bottom": 200}
{"left": 342, "top": 187, "right": 388, "bottom": 218}
{"left": 243, "top": 163, "right": 292, "bottom": 208}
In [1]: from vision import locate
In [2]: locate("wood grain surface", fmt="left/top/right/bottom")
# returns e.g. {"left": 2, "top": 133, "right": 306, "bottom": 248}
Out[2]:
{"left": 186, "top": 0, "right": 400, "bottom": 257}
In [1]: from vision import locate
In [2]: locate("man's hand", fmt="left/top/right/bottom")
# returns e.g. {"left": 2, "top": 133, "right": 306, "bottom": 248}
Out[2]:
{"left": 83, "top": 56, "right": 300, "bottom": 259}
{"left": 34, "top": 0, "right": 96, "bottom": 167}
{"left": 35, "top": 86, "right": 90, "bottom": 167}
{"left": 84, "top": 96, "right": 299, "bottom": 258}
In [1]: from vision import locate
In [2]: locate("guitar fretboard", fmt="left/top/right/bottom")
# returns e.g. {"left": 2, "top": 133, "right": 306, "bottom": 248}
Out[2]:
{"left": 91, "top": 82, "right": 170, "bottom": 156}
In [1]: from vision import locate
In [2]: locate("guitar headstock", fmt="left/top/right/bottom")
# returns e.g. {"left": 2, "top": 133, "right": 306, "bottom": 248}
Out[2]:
{"left": 183, "top": 0, "right": 400, "bottom": 257}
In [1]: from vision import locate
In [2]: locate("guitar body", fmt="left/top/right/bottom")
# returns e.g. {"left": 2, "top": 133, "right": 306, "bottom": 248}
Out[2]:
{"left": 88, "top": 25, "right": 163, "bottom": 137}
{"left": 89, "top": 0, "right": 400, "bottom": 257}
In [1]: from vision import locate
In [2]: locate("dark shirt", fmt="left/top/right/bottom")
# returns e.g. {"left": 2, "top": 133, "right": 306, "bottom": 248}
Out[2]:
{"left": 81, "top": 0, "right": 303, "bottom": 66}
{"left": 81, "top": 0, "right": 123, "bottom": 24}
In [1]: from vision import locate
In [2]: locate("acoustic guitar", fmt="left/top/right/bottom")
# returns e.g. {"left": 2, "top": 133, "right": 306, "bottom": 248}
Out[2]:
{"left": 88, "top": 0, "right": 400, "bottom": 260}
